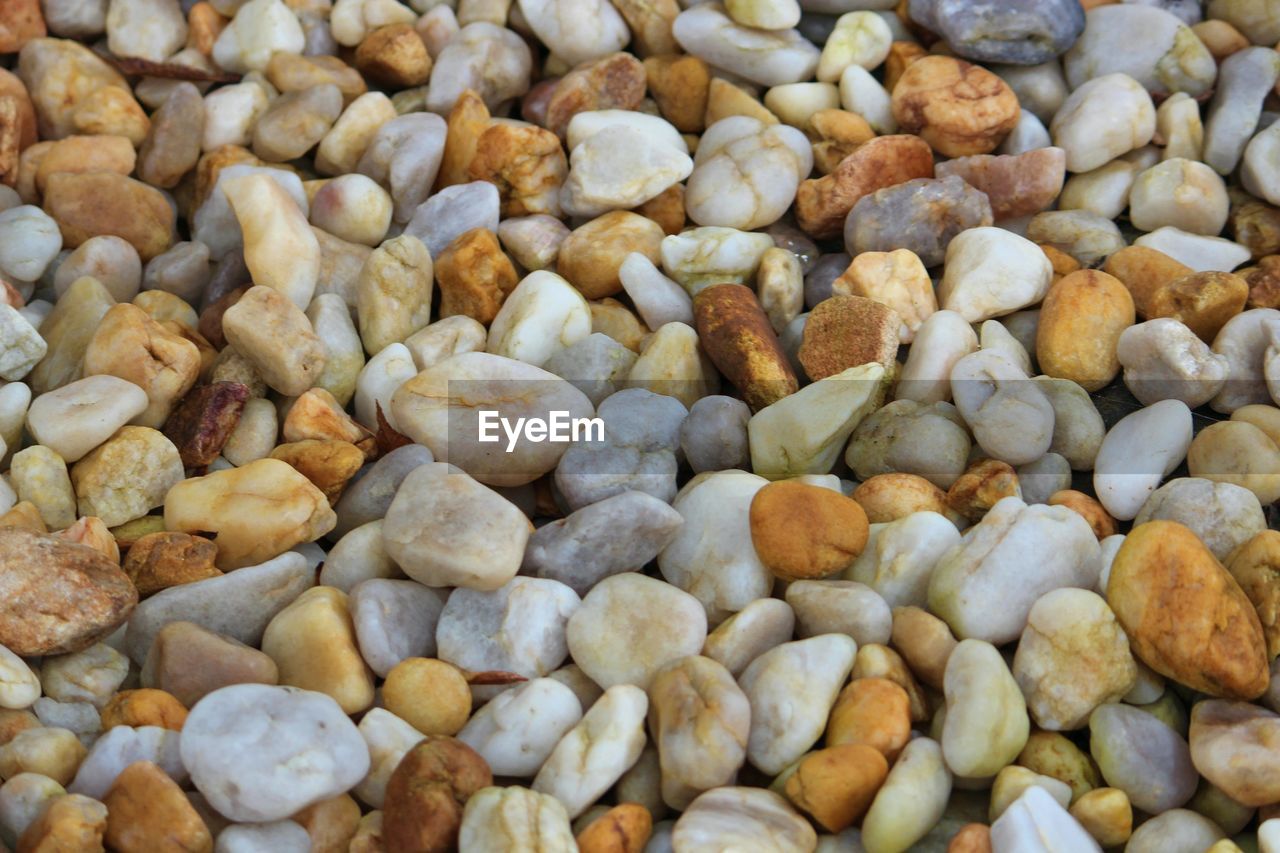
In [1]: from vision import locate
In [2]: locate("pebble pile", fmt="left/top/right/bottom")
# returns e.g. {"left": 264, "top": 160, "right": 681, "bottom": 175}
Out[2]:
{"left": 0, "top": 0, "right": 1279, "bottom": 851}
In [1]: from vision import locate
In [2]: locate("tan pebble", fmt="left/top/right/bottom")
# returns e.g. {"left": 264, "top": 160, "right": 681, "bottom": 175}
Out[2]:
{"left": 0, "top": 727, "right": 87, "bottom": 785}
{"left": 853, "top": 473, "right": 951, "bottom": 524}
{"left": 851, "top": 644, "right": 930, "bottom": 722}
{"left": 946, "top": 458, "right": 1019, "bottom": 523}
{"left": 891, "top": 56, "right": 1019, "bottom": 157}
{"left": 34, "top": 135, "right": 136, "bottom": 197}
{"left": 810, "top": 108, "right": 876, "bottom": 175}
{"left": 1226, "top": 530, "right": 1280, "bottom": 659}
{"left": 890, "top": 604, "right": 957, "bottom": 690}
{"left": 703, "top": 77, "right": 778, "bottom": 128}
{"left": 292, "top": 794, "right": 362, "bottom": 853}
{"left": 1016, "top": 730, "right": 1102, "bottom": 803}
{"left": 885, "top": 41, "right": 928, "bottom": 92}
{"left": 749, "top": 480, "right": 869, "bottom": 581}
{"left": 1188, "top": 421, "right": 1280, "bottom": 505}
{"left": 1147, "top": 271, "right": 1248, "bottom": 342}
{"left": 270, "top": 439, "right": 365, "bottom": 506}
{"left": 1069, "top": 787, "right": 1132, "bottom": 847}
{"left": 948, "top": 823, "right": 992, "bottom": 853}
{"left": 632, "top": 184, "right": 685, "bottom": 236}
{"left": 693, "top": 283, "right": 798, "bottom": 410}
{"left": 544, "top": 53, "right": 646, "bottom": 139}
{"left": 1191, "top": 19, "right": 1250, "bottom": 62}
{"left": 261, "top": 586, "right": 373, "bottom": 715}
{"left": 57, "top": 517, "right": 120, "bottom": 564}
{"left": 220, "top": 285, "right": 327, "bottom": 398}
{"left": 467, "top": 122, "right": 567, "bottom": 218}
{"left": 832, "top": 250, "right": 934, "bottom": 344}
{"left": 163, "top": 457, "right": 336, "bottom": 570}
{"left": 142, "top": 621, "right": 278, "bottom": 708}
{"left": 383, "top": 658, "right": 472, "bottom": 736}
{"left": 42, "top": 172, "right": 174, "bottom": 261}
{"left": 83, "top": 304, "right": 200, "bottom": 428}
{"left": 438, "top": 89, "right": 490, "bottom": 190}
{"left": 1102, "top": 245, "right": 1193, "bottom": 319}
{"left": 557, "top": 211, "right": 663, "bottom": 300}
{"left": 356, "top": 24, "right": 432, "bottom": 89}
{"left": 266, "top": 54, "right": 366, "bottom": 104}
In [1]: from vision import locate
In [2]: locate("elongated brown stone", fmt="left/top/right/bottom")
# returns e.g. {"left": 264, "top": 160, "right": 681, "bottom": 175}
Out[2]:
{"left": 693, "top": 283, "right": 797, "bottom": 411}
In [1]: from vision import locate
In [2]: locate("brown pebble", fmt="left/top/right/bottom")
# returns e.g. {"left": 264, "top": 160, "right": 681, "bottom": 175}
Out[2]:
{"left": 1148, "top": 270, "right": 1248, "bottom": 342}
{"left": 1102, "top": 245, "right": 1194, "bottom": 319}
{"left": 1035, "top": 269, "right": 1135, "bottom": 392}
{"left": 644, "top": 54, "right": 709, "bottom": 133}
{"left": 796, "top": 134, "right": 934, "bottom": 240}
{"left": 827, "top": 677, "right": 912, "bottom": 762}
{"left": 292, "top": 794, "right": 362, "bottom": 853}
{"left": 0, "top": 527, "right": 137, "bottom": 656}
{"left": 784, "top": 744, "right": 888, "bottom": 833}
{"left": 142, "top": 620, "right": 279, "bottom": 707}
{"left": 162, "top": 382, "right": 250, "bottom": 468}
{"left": 104, "top": 760, "right": 210, "bottom": 853}
{"left": 948, "top": 823, "right": 993, "bottom": 853}
{"left": 693, "top": 283, "right": 798, "bottom": 411}
{"left": 633, "top": 183, "right": 686, "bottom": 236}
{"left": 123, "top": 531, "right": 221, "bottom": 597}
{"left": 269, "top": 439, "right": 365, "bottom": 504}
{"left": 946, "top": 459, "right": 1019, "bottom": 522}
{"left": 1243, "top": 256, "right": 1280, "bottom": 309}
{"left": 467, "top": 122, "right": 567, "bottom": 218}
{"left": 575, "top": 803, "right": 652, "bottom": 853}
{"left": 355, "top": 24, "right": 432, "bottom": 89}
{"left": 891, "top": 55, "right": 1019, "bottom": 157}
{"left": 381, "top": 737, "right": 493, "bottom": 853}
{"left": 545, "top": 53, "right": 646, "bottom": 139}
{"left": 435, "top": 227, "right": 519, "bottom": 324}
{"left": 42, "top": 171, "right": 176, "bottom": 261}
{"left": 557, "top": 211, "right": 664, "bottom": 300}
{"left": 854, "top": 473, "right": 952, "bottom": 524}
{"left": 1048, "top": 490, "right": 1117, "bottom": 539}
{"left": 0, "top": 0, "right": 44, "bottom": 54}
{"left": 18, "top": 794, "right": 107, "bottom": 853}
{"left": 798, "top": 295, "right": 900, "bottom": 381}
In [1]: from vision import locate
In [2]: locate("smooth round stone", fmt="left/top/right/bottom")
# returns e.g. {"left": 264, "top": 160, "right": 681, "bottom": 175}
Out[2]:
{"left": 391, "top": 352, "right": 594, "bottom": 488}
{"left": 1012, "top": 588, "right": 1137, "bottom": 731}
{"left": 457, "top": 679, "right": 582, "bottom": 778}
{"left": 566, "top": 574, "right": 705, "bottom": 690}
{"left": 68, "top": 725, "right": 185, "bottom": 800}
{"left": 940, "top": 639, "right": 1029, "bottom": 778}
{"left": 332, "top": 445, "right": 433, "bottom": 540}
{"left": 673, "top": 788, "right": 815, "bottom": 852}
{"left": 1126, "top": 809, "right": 1224, "bottom": 853}
{"left": 404, "top": 182, "right": 500, "bottom": 260}
{"left": 910, "top": 0, "right": 1083, "bottom": 64}
{"left": 1089, "top": 702, "right": 1196, "bottom": 814}
{"left": 846, "top": 400, "right": 970, "bottom": 490}
{"left": 860, "top": 737, "right": 952, "bottom": 853}
{"left": 660, "top": 226, "right": 775, "bottom": 293}
{"left": 1211, "top": 309, "right": 1280, "bottom": 414}
{"left": 459, "top": 787, "right": 576, "bottom": 851}
{"left": 816, "top": 11, "right": 891, "bottom": 81}
{"left": 532, "top": 684, "right": 648, "bottom": 819}
{"left": 739, "top": 634, "right": 857, "bottom": 775}
{"left": 672, "top": 4, "right": 820, "bottom": 88}
{"left": 786, "top": 580, "right": 890, "bottom": 645}
{"left": 518, "top": 0, "right": 627, "bottom": 66}
{"left": 1117, "top": 319, "right": 1230, "bottom": 409}
{"left": 1133, "top": 478, "right": 1265, "bottom": 562}
{"left": 685, "top": 118, "right": 810, "bottom": 232}
{"left": 702, "top": 597, "right": 796, "bottom": 677}
{"left": 348, "top": 579, "right": 446, "bottom": 678}
{"left": 1064, "top": 5, "right": 1215, "bottom": 97}
{"left": 929, "top": 496, "right": 1102, "bottom": 645}
{"left": 848, "top": 512, "right": 961, "bottom": 609}
{"left": 24, "top": 376, "right": 149, "bottom": 464}
{"left": 521, "top": 491, "right": 683, "bottom": 597}
{"left": 843, "top": 176, "right": 991, "bottom": 269}
{"left": 541, "top": 334, "right": 637, "bottom": 408}
{"left": 181, "top": 684, "right": 369, "bottom": 823}
{"left": 436, "top": 576, "right": 578, "bottom": 690}
{"left": 1133, "top": 228, "right": 1250, "bottom": 274}
{"left": 618, "top": 253, "right": 694, "bottom": 331}
{"left": 1130, "top": 158, "right": 1230, "bottom": 236}
{"left": 680, "top": 396, "right": 751, "bottom": 473}
{"left": 1242, "top": 123, "right": 1280, "bottom": 207}
{"left": 1190, "top": 700, "right": 1280, "bottom": 808}
{"left": 0, "top": 645, "right": 38, "bottom": 710}
{"left": 1051, "top": 73, "right": 1156, "bottom": 173}
{"left": 1204, "top": 47, "right": 1280, "bottom": 176}
{"left": 659, "top": 470, "right": 772, "bottom": 624}
{"left": 1093, "top": 399, "right": 1194, "bottom": 520}
{"left": 486, "top": 271, "right": 592, "bottom": 368}
{"left": 950, "top": 350, "right": 1055, "bottom": 466}
{"left": 217, "top": 821, "right": 311, "bottom": 852}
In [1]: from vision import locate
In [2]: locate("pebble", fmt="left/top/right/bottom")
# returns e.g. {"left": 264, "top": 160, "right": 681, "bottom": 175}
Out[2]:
{"left": 457, "top": 678, "right": 582, "bottom": 777}
{"left": 659, "top": 226, "right": 774, "bottom": 293}
{"left": 738, "top": 634, "right": 856, "bottom": 774}
{"left": 1134, "top": 226, "right": 1252, "bottom": 273}
{"left": 647, "top": 655, "right": 749, "bottom": 810}
{"left": 913, "top": 0, "right": 1084, "bottom": 64}
{"left": 685, "top": 117, "right": 809, "bottom": 231}
{"left": 991, "top": 786, "right": 1101, "bottom": 853}
{"left": 459, "top": 786, "right": 577, "bottom": 851}
{"left": 181, "top": 684, "right": 369, "bottom": 822}
{"left": 673, "top": 787, "right": 815, "bottom": 852}
{"left": 1026, "top": 209, "right": 1126, "bottom": 268}
{"left": 54, "top": 236, "right": 141, "bottom": 302}
{"left": 1036, "top": 270, "right": 1135, "bottom": 391}
{"left": 796, "top": 133, "right": 935, "bottom": 240}
{"left": 212, "top": 0, "right": 304, "bottom": 73}
{"left": 1130, "top": 158, "right": 1230, "bottom": 236}
{"left": 1189, "top": 420, "right": 1280, "bottom": 504}
{"left": 69, "top": 724, "right": 185, "bottom": 800}
{"left": 701, "top": 597, "right": 794, "bottom": 677}
{"left": 935, "top": 147, "right": 1066, "bottom": 222}
{"left": 0, "top": 206, "right": 60, "bottom": 284}
{"left": 1065, "top": 5, "right": 1215, "bottom": 97}
{"left": 1205, "top": 47, "right": 1280, "bottom": 175}
{"left": 1093, "top": 399, "right": 1194, "bottom": 520}
{"left": 1050, "top": 73, "right": 1156, "bottom": 173}
{"left": 1135, "top": 477, "right": 1265, "bottom": 562}
{"left": 673, "top": 4, "right": 819, "bottom": 88}
{"left": 891, "top": 56, "right": 1020, "bottom": 158}
{"left": 1088, "top": 701, "right": 1197, "bottom": 813}
{"left": 844, "top": 176, "right": 992, "bottom": 269}
{"left": 938, "top": 227, "right": 1053, "bottom": 323}
{"left": 141, "top": 621, "right": 279, "bottom": 708}
{"left": 860, "top": 737, "right": 952, "bottom": 853}
{"left": 1117, "top": 318, "right": 1231, "bottom": 408}
{"left": 532, "top": 684, "right": 647, "bottom": 819}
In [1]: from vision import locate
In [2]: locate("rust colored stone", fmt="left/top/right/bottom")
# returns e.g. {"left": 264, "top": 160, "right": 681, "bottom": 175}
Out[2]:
{"left": 0, "top": 527, "right": 137, "bottom": 656}
{"left": 467, "top": 122, "right": 567, "bottom": 218}
{"left": 644, "top": 54, "right": 709, "bottom": 133}
{"left": 784, "top": 744, "right": 888, "bottom": 832}
{"left": 435, "top": 227, "right": 519, "bottom": 324}
{"left": 576, "top": 803, "right": 653, "bottom": 853}
{"left": 544, "top": 53, "right": 646, "bottom": 139}
{"left": 1102, "top": 245, "right": 1193, "bottom": 319}
{"left": 693, "top": 283, "right": 798, "bottom": 411}
{"left": 795, "top": 134, "right": 934, "bottom": 240}
{"left": 935, "top": 147, "right": 1066, "bottom": 220}
{"left": 749, "top": 480, "right": 869, "bottom": 581}
{"left": 0, "top": 0, "right": 45, "bottom": 54}
{"left": 123, "top": 531, "right": 221, "bottom": 597}
{"left": 355, "top": 24, "right": 432, "bottom": 89}
{"left": 946, "top": 459, "right": 1019, "bottom": 522}
{"left": 891, "top": 55, "right": 1019, "bottom": 157}
{"left": 1036, "top": 269, "right": 1135, "bottom": 391}
{"left": 798, "top": 295, "right": 900, "bottom": 381}
{"left": 269, "top": 440, "right": 365, "bottom": 504}
{"left": 1048, "top": 490, "right": 1118, "bottom": 540}
{"left": 100, "top": 689, "right": 189, "bottom": 731}
{"left": 1148, "top": 270, "right": 1248, "bottom": 342}
{"left": 162, "top": 381, "right": 250, "bottom": 468}
{"left": 18, "top": 794, "right": 106, "bottom": 853}
{"left": 381, "top": 737, "right": 493, "bottom": 853}
{"left": 42, "top": 172, "right": 176, "bottom": 261}
{"left": 633, "top": 183, "right": 686, "bottom": 236}
{"left": 827, "top": 677, "right": 912, "bottom": 762}
{"left": 104, "top": 761, "right": 211, "bottom": 853}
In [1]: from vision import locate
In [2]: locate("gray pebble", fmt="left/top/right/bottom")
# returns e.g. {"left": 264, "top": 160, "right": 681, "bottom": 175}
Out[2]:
{"left": 844, "top": 176, "right": 993, "bottom": 268}
{"left": 542, "top": 333, "right": 638, "bottom": 407}
{"left": 332, "top": 444, "right": 434, "bottom": 539}
{"left": 680, "top": 395, "right": 751, "bottom": 473}
{"left": 908, "top": 0, "right": 1084, "bottom": 64}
